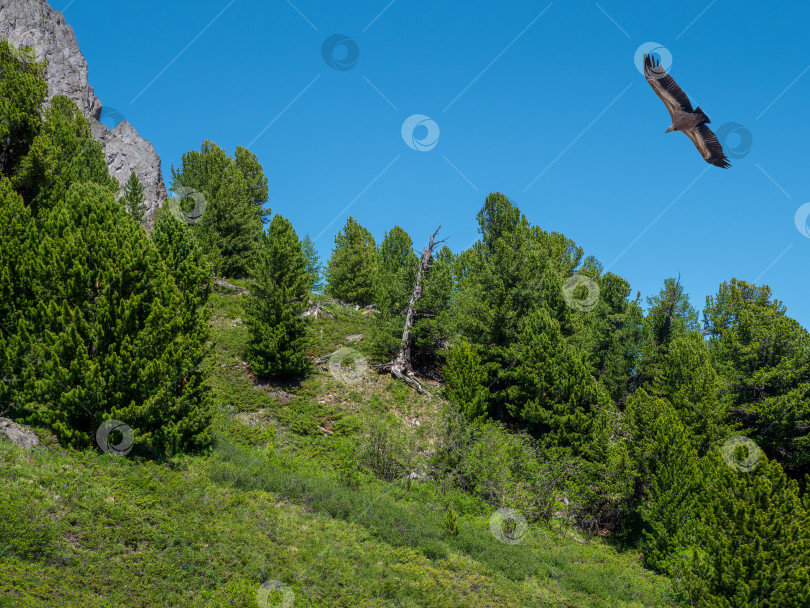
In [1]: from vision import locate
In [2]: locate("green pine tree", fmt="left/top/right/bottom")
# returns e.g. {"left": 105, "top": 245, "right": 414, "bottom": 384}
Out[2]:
{"left": 704, "top": 279, "right": 810, "bottom": 477}
{"left": 375, "top": 225, "right": 418, "bottom": 314}
{"left": 681, "top": 454, "right": 810, "bottom": 607}
{"left": 638, "top": 277, "right": 700, "bottom": 388}
{"left": 443, "top": 340, "right": 489, "bottom": 420}
{"left": 505, "top": 306, "right": 608, "bottom": 450}
{"left": 171, "top": 141, "right": 264, "bottom": 278}
{"left": 368, "top": 225, "right": 419, "bottom": 360}
{"left": 325, "top": 216, "right": 377, "bottom": 305}
{"left": 0, "top": 41, "right": 48, "bottom": 178}
{"left": 443, "top": 504, "right": 460, "bottom": 536}
{"left": 638, "top": 398, "right": 706, "bottom": 575}
{"left": 6, "top": 181, "right": 213, "bottom": 452}
{"left": 300, "top": 233, "right": 323, "bottom": 293}
{"left": 12, "top": 95, "right": 117, "bottom": 213}
{"left": 122, "top": 171, "right": 147, "bottom": 226}
{"left": 234, "top": 145, "right": 271, "bottom": 225}
{"left": 0, "top": 82, "right": 212, "bottom": 453}
{"left": 243, "top": 214, "right": 311, "bottom": 378}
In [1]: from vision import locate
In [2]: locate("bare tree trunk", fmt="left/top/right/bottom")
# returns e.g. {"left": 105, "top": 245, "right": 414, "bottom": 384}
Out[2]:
{"left": 387, "top": 226, "right": 446, "bottom": 394}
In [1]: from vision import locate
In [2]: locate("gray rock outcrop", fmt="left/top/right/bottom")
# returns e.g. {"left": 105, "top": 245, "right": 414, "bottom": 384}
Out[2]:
{"left": 0, "top": 417, "right": 40, "bottom": 449}
{"left": 0, "top": 0, "right": 166, "bottom": 223}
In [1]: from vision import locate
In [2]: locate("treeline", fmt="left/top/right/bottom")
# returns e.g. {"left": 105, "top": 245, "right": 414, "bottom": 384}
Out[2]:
{"left": 318, "top": 196, "right": 810, "bottom": 604}
{"left": 0, "top": 42, "right": 214, "bottom": 452}
{"left": 2, "top": 39, "right": 809, "bottom": 606}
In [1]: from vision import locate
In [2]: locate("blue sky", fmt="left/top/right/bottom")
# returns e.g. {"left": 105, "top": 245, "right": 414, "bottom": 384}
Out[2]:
{"left": 61, "top": 0, "right": 810, "bottom": 328}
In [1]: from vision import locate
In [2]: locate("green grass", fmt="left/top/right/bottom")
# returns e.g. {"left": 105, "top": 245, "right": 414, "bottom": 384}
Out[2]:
{"left": 0, "top": 294, "right": 684, "bottom": 607}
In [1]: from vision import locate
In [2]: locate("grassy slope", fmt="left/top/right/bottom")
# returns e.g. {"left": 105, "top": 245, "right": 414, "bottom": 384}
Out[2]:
{"left": 0, "top": 292, "right": 683, "bottom": 607}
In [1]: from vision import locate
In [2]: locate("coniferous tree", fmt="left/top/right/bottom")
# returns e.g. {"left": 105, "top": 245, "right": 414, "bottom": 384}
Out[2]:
{"left": 449, "top": 193, "right": 595, "bottom": 421}
{"left": 301, "top": 233, "right": 322, "bottom": 293}
{"left": 651, "top": 332, "right": 730, "bottom": 454}
{"left": 443, "top": 340, "right": 489, "bottom": 420}
{"left": 12, "top": 95, "right": 118, "bottom": 213}
{"left": 150, "top": 209, "right": 212, "bottom": 333}
{"left": 325, "top": 216, "right": 377, "bottom": 305}
{"left": 234, "top": 145, "right": 271, "bottom": 225}
{"left": 0, "top": 176, "right": 36, "bottom": 412}
{"left": 0, "top": 77, "right": 213, "bottom": 453}
{"left": 575, "top": 271, "right": 644, "bottom": 405}
{"left": 368, "top": 225, "right": 419, "bottom": 360}
{"left": 122, "top": 171, "right": 146, "bottom": 226}
{"left": 171, "top": 141, "right": 264, "bottom": 277}
{"left": 375, "top": 225, "right": 418, "bottom": 314}
{"left": 681, "top": 455, "right": 810, "bottom": 607}
{"left": 6, "top": 182, "right": 213, "bottom": 452}
{"left": 243, "top": 215, "right": 310, "bottom": 378}
{"left": 410, "top": 244, "right": 455, "bottom": 372}
{"left": 704, "top": 279, "right": 810, "bottom": 476}
{"left": 639, "top": 277, "right": 700, "bottom": 387}
{"left": 639, "top": 401, "right": 706, "bottom": 576}
{"left": 0, "top": 41, "right": 48, "bottom": 178}
{"left": 505, "top": 306, "right": 608, "bottom": 449}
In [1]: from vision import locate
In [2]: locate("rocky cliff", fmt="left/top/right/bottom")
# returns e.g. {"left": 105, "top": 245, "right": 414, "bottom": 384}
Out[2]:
{"left": 0, "top": 0, "right": 166, "bottom": 222}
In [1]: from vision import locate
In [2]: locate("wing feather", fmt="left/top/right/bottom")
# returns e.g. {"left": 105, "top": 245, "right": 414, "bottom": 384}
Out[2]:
{"left": 643, "top": 54, "right": 693, "bottom": 119}
{"left": 683, "top": 124, "right": 731, "bottom": 168}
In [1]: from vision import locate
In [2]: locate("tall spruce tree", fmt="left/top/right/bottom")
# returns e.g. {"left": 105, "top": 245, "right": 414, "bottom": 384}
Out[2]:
{"left": 325, "top": 216, "right": 377, "bottom": 305}
{"left": 576, "top": 271, "right": 644, "bottom": 405}
{"left": 4, "top": 181, "right": 213, "bottom": 452}
{"left": 301, "top": 233, "right": 322, "bottom": 293}
{"left": 0, "top": 73, "right": 212, "bottom": 453}
{"left": 505, "top": 306, "right": 609, "bottom": 449}
{"left": 122, "top": 171, "right": 146, "bottom": 226}
{"left": 704, "top": 279, "right": 810, "bottom": 477}
{"left": 375, "top": 225, "right": 418, "bottom": 314}
{"left": 243, "top": 215, "right": 310, "bottom": 378}
{"left": 639, "top": 277, "right": 700, "bottom": 388}
{"left": 639, "top": 399, "right": 706, "bottom": 576}
{"left": 171, "top": 141, "right": 265, "bottom": 277}
{"left": 234, "top": 145, "right": 271, "bottom": 225}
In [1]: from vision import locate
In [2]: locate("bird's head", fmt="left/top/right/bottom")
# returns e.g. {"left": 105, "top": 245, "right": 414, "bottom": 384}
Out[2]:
{"left": 665, "top": 125, "right": 675, "bottom": 133}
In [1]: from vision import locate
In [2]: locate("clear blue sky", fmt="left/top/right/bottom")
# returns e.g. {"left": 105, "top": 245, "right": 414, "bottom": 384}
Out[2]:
{"left": 61, "top": 0, "right": 810, "bottom": 328}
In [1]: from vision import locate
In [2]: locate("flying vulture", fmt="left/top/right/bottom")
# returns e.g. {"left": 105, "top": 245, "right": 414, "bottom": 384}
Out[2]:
{"left": 643, "top": 53, "right": 730, "bottom": 168}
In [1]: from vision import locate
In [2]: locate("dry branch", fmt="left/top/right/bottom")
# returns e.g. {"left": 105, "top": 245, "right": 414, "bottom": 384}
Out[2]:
{"left": 386, "top": 226, "right": 447, "bottom": 394}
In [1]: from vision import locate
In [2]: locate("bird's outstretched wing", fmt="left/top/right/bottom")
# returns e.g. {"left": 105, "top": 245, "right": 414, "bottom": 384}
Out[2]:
{"left": 643, "top": 53, "right": 693, "bottom": 120}
{"left": 683, "top": 123, "right": 731, "bottom": 168}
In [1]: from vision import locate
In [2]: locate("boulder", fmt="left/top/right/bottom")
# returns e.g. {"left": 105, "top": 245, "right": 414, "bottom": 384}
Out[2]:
{"left": 0, "top": 417, "right": 40, "bottom": 449}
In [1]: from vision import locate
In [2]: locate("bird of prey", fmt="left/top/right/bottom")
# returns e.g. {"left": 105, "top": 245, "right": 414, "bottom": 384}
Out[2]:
{"left": 643, "top": 53, "right": 730, "bottom": 168}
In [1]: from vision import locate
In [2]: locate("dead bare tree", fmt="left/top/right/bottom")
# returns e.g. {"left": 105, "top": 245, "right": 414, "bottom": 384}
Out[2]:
{"left": 378, "top": 226, "right": 447, "bottom": 393}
